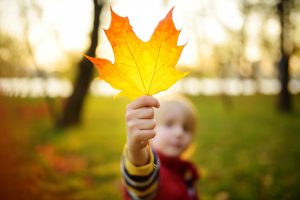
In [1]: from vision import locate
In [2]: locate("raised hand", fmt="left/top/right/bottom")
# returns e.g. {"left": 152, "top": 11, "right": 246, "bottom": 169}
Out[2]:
{"left": 125, "top": 95, "right": 160, "bottom": 166}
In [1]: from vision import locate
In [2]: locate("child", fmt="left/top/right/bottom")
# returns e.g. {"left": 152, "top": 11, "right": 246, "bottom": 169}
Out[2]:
{"left": 120, "top": 94, "right": 200, "bottom": 200}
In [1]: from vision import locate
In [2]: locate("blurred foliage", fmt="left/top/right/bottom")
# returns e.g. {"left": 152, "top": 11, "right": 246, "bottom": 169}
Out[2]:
{"left": 0, "top": 95, "right": 299, "bottom": 199}
{"left": 0, "top": 32, "right": 29, "bottom": 77}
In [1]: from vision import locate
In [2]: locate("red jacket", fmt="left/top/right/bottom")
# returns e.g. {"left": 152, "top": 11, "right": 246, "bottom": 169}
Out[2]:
{"left": 122, "top": 149, "right": 200, "bottom": 200}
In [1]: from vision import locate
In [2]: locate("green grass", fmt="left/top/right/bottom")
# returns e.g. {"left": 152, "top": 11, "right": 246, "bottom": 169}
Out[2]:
{"left": 1, "top": 95, "right": 300, "bottom": 200}
{"left": 192, "top": 96, "right": 300, "bottom": 200}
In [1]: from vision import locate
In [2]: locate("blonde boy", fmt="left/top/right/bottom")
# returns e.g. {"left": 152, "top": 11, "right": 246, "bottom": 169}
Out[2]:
{"left": 121, "top": 95, "right": 200, "bottom": 200}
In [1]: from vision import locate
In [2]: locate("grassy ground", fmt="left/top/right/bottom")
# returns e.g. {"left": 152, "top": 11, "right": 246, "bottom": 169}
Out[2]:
{"left": 0, "top": 95, "right": 299, "bottom": 200}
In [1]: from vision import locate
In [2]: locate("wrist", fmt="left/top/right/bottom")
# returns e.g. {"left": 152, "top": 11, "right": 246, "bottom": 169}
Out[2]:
{"left": 126, "top": 143, "right": 149, "bottom": 166}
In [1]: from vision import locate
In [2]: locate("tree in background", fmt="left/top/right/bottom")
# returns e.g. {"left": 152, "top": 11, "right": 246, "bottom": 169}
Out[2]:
{"left": 277, "top": 0, "right": 294, "bottom": 112}
{"left": 191, "top": 0, "right": 299, "bottom": 112}
{"left": 57, "top": 0, "right": 103, "bottom": 127}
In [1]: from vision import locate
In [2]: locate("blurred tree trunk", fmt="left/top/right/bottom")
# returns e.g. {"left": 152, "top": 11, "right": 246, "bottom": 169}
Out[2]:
{"left": 277, "top": 0, "right": 293, "bottom": 112}
{"left": 57, "top": 0, "right": 103, "bottom": 127}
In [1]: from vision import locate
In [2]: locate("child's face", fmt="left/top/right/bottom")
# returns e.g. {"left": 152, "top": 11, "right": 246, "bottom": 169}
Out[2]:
{"left": 150, "top": 101, "right": 195, "bottom": 157}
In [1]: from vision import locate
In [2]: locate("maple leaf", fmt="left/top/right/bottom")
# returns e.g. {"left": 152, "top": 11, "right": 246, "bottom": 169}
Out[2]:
{"left": 85, "top": 7, "right": 189, "bottom": 99}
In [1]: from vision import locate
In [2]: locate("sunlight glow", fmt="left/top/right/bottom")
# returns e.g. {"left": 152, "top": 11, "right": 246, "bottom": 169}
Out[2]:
{"left": 1, "top": 0, "right": 264, "bottom": 72}
{"left": 214, "top": 0, "right": 243, "bottom": 31}
{"left": 3, "top": 77, "right": 300, "bottom": 98}
{"left": 245, "top": 43, "right": 261, "bottom": 62}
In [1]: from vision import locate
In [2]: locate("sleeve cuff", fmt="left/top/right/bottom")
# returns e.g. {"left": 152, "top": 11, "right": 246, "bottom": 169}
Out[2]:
{"left": 123, "top": 144, "right": 155, "bottom": 176}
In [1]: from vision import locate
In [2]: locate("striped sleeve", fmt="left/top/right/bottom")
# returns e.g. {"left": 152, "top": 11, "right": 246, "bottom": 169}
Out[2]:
{"left": 120, "top": 144, "right": 160, "bottom": 200}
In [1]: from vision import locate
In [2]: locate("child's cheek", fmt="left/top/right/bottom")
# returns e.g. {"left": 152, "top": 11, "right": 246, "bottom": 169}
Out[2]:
{"left": 156, "top": 125, "right": 171, "bottom": 140}
{"left": 161, "top": 126, "right": 173, "bottom": 137}
{"left": 154, "top": 125, "right": 166, "bottom": 140}
{"left": 156, "top": 124, "right": 166, "bottom": 132}
{"left": 184, "top": 134, "right": 193, "bottom": 147}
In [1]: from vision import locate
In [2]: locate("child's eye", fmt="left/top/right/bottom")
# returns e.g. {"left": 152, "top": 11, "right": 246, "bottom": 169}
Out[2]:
{"left": 182, "top": 124, "right": 190, "bottom": 132}
{"left": 165, "top": 120, "right": 174, "bottom": 127}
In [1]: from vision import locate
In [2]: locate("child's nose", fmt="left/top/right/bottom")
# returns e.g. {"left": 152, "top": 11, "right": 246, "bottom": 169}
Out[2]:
{"left": 173, "top": 126, "right": 184, "bottom": 138}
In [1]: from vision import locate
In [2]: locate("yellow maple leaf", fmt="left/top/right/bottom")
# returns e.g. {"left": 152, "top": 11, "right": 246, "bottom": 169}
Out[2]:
{"left": 85, "top": 7, "right": 189, "bottom": 99}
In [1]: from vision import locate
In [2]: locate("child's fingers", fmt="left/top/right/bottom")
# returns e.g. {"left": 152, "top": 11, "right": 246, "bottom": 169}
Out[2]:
{"left": 134, "top": 130, "right": 156, "bottom": 142}
{"left": 127, "top": 119, "right": 156, "bottom": 131}
{"left": 126, "top": 107, "right": 154, "bottom": 120}
{"left": 127, "top": 95, "right": 160, "bottom": 110}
